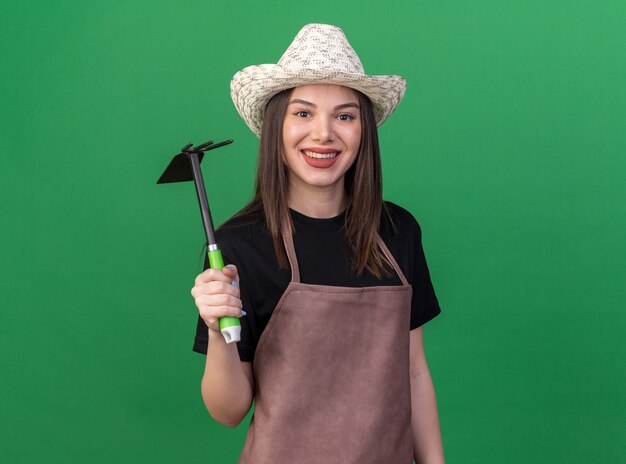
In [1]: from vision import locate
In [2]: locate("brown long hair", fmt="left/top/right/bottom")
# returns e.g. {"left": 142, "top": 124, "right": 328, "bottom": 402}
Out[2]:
{"left": 225, "top": 87, "right": 393, "bottom": 278}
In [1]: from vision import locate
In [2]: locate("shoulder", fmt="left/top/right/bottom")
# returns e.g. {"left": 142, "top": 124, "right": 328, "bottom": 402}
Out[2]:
{"left": 381, "top": 201, "right": 422, "bottom": 242}
{"left": 215, "top": 202, "right": 276, "bottom": 271}
{"left": 216, "top": 205, "right": 267, "bottom": 243}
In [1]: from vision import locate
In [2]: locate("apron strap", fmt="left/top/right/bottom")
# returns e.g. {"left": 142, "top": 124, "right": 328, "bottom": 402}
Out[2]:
{"left": 280, "top": 215, "right": 410, "bottom": 286}
{"left": 281, "top": 221, "right": 301, "bottom": 283}
{"left": 376, "top": 235, "right": 410, "bottom": 286}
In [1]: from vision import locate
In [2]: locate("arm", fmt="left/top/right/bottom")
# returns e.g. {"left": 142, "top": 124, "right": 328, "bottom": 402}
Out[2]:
{"left": 410, "top": 326, "right": 445, "bottom": 464}
{"left": 201, "top": 331, "right": 254, "bottom": 427}
{"left": 193, "top": 265, "right": 255, "bottom": 427}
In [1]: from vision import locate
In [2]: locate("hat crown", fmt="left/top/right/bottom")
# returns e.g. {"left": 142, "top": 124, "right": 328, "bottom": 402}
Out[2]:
{"left": 230, "top": 23, "right": 406, "bottom": 137}
{"left": 277, "top": 24, "right": 365, "bottom": 75}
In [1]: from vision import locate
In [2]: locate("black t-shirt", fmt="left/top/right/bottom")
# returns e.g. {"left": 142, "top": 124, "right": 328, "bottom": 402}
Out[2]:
{"left": 193, "top": 201, "right": 441, "bottom": 362}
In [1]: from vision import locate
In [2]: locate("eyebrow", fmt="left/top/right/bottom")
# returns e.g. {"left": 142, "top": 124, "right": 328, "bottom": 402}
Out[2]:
{"left": 288, "top": 99, "right": 360, "bottom": 110}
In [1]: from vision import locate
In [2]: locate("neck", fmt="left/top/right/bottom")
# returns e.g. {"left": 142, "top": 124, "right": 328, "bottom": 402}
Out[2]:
{"left": 287, "top": 179, "right": 346, "bottom": 218}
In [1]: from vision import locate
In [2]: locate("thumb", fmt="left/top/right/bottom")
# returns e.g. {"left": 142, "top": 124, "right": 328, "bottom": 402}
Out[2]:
{"left": 223, "top": 264, "right": 239, "bottom": 285}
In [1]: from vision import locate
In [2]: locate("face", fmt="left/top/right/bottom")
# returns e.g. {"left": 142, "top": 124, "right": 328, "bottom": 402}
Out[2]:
{"left": 281, "top": 84, "right": 362, "bottom": 197}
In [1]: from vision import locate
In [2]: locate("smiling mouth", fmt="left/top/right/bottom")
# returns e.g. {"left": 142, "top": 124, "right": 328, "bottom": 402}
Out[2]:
{"left": 302, "top": 150, "right": 340, "bottom": 159}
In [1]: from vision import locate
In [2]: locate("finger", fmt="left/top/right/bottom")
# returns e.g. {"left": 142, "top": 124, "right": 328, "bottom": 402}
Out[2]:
{"left": 194, "top": 280, "right": 240, "bottom": 298}
{"left": 195, "top": 294, "right": 242, "bottom": 309}
{"left": 205, "top": 307, "right": 246, "bottom": 318}
{"left": 195, "top": 267, "right": 233, "bottom": 285}
{"left": 199, "top": 304, "right": 245, "bottom": 320}
{"left": 201, "top": 308, "right": 247, "bottom": 333}
{"left": 222, "top": 264, "right": 239, "bottom": 285}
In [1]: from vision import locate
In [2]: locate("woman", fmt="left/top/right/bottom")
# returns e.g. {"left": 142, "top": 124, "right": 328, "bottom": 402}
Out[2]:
{"left": 192, "top": 24, "right": 445, "bottom": 463}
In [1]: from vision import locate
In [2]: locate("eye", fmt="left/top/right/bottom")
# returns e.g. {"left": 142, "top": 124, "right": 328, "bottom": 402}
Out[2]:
{"left": 295, "top": 110, "right": 310, "bottom": 118}
{"left": 337, "top": 113, "right": 355, "bottom": 121}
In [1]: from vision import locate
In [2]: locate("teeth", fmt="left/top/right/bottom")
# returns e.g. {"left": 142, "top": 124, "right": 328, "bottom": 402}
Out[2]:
{"left": 303, "top": 150, "right": 339, "bottom": 159}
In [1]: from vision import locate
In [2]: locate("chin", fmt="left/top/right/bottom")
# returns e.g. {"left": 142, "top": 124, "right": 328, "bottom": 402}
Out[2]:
{"left": 302, "top": 174, "right": 342, "bottom": 188}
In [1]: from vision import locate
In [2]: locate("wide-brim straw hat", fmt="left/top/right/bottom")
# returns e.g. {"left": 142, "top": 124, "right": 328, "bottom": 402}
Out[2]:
{"left": 230, "top": 23, "right": 407, "bottom": 137}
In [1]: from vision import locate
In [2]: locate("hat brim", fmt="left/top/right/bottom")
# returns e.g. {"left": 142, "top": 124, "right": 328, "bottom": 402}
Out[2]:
{"left": 231, "top": 64, "right": 406, "bottom": 137}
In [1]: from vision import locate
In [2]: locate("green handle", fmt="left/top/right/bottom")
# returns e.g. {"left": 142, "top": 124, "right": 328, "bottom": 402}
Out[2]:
{"left": 207, "top": 248, "right": 225, "bottom": 269}
{"left": 207, "top": 249, "right": 242, "bottom": 333}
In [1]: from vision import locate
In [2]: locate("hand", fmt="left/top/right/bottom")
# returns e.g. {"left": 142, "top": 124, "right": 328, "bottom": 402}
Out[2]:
{"left": 191, "top": 265, "right": 244, "bottom": 334}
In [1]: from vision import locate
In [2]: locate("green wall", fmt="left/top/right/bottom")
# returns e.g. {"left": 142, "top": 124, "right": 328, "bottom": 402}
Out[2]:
{"left": 1, "top": 1, "right": 624, "bottom": 462}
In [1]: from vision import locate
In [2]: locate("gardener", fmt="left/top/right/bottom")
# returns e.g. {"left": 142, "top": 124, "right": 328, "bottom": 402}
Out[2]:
{"left": 192, "top": 23, "right": 445, "bottom": 463}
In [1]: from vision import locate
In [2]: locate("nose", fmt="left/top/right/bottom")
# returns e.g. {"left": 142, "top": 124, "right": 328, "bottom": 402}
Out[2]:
{"left": 311, "top": 116, "right": 333, "bottom": 142}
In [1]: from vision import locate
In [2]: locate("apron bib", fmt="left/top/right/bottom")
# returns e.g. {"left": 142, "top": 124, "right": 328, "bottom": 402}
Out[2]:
{"left": 239, "top": 224, "right": 414, "bottom": 463}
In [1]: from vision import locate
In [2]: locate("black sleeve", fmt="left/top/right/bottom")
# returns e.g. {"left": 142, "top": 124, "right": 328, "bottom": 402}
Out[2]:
{"left": 408, "top": 219, "right": 441, "bottom": 330}
{"left": 192, "top": 251, "right": 257, "bottom": 362}
{"left": 383, "top": 202, "right": 441, "bottom": 330}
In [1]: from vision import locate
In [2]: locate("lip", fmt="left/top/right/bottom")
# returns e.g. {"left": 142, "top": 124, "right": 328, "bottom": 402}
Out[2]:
{"left": 302, "top": 147, "right": 341, "bottom": 154}
{"left": 300, "top": 148, "right": 341, "bottom": 168}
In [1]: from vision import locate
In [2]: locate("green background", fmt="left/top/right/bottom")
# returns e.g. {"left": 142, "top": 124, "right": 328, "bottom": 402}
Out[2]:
{"left": 1, "top": 0, "right": 624, "bottom": 462}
